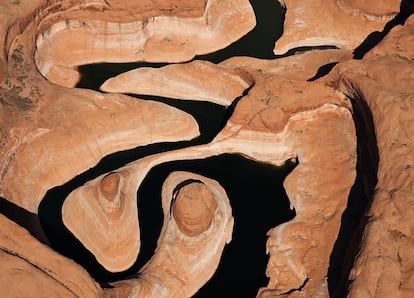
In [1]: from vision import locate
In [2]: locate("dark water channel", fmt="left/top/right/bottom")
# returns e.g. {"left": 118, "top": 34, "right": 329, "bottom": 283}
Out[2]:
{"left": 38, "top": 0, "right": 301, "bottom": 296}
{"left": 138, "top": 155, "right": 296, "bottom": 297}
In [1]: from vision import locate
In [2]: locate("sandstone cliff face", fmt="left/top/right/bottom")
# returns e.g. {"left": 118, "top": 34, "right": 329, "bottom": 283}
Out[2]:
{"left": 1, "top": 0, "right": 413, "bottom": 297}
{"left": 329, "top": 15, "right": 414, "bottom": 297}
{"left": 0, "top": 214, "right": 103, "bottom": 297}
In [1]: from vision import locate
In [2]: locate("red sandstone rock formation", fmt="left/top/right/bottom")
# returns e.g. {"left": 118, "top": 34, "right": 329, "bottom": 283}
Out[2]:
{"left": 60, "top": 67, "right": 356, "bottom": 295}
{"left": 274, "top": 0, "right": 401, "bottom": 54}
{"left": 1, "top": 0, "right": 414, "bottom": 297}
{"left": 62, "top": 171, "right": 141, "bottom": 272}
{"left": 100, "top": 60, "right": 254, "bottom": 106}
{"left": 0, "top": 214, "right": 102, "bottom": 296}
{"left": 105, "top": 172, "right": 233, "bottom": 297}
{"left": 329, "top": 15, "right": 414, "bottom": 297}
{"left": 0, "top": 86, "right": 199, "bottom": 212}
{"left": 34, "top": 0, "right": 256, "bottom": 87}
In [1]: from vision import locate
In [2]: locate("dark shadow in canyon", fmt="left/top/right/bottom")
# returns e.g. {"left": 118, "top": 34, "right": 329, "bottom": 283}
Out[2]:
{"left": 0, "top": 196, "right": 49, "bottom": 245}
{"left": 327, "top": 91, "right": 379, "bottom": 297}
{"left": 327, "top": 3, "right": 413, "bottom": 293}
{"left": 353, "top": 0, "right": 414, "bottom": 59}
{"left": 307, "top": 62, "right": 339, "bottom": 82}
{"left": 38, "top": 95, "right": 227, "bottom": 281}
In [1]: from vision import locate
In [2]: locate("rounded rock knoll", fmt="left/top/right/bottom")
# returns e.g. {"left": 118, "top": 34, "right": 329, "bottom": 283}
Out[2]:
{"left": 100, "top": 173, "right": 120, "bottom": 202}
{"left": 173, "top": 182, "right": 217, "bottom": 237}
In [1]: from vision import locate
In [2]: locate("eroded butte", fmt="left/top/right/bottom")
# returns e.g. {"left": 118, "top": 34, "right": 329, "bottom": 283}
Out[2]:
{"left": 1, "top": 0, "right": 413, "bottom": 297}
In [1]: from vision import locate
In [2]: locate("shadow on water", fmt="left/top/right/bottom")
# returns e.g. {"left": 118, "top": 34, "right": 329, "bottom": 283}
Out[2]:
{"left": 307, "top": 62, "right": 339, "bottom": 82}
{"left": 327, "top": 1, "right": 412, "bottom": 296}
{"left": 327, "top": 92, "right": 379, "bottom": 296}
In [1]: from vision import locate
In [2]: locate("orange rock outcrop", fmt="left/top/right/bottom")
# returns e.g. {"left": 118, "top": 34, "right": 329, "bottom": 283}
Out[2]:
{"left": 100, "top": 60, "right": 254, "bottom": 106}
{"left": 329, "top": 15, "right": 414, "bottom": 297}
{"left": 1, "top": 0, "right": 414, "bottom": 297}
{"left": 105, "top": 172, "right": 233, "bottom": 297}
{"left": 56, "top": 61, "right": 356, "bottom": 295}
{"left": 62, "top": 171, "right": 141, "bottom": 272}
{"left": 172, "top": 181, "right": 218, "bottom": 237}
{"left": 274, "top": 0, "right": 401, "bottom": 54}
{"left": 35, "top": 0, "right": 256, "bottom": 87}
{"left": 0, "top": 214, "right": 102, "bottom": 296}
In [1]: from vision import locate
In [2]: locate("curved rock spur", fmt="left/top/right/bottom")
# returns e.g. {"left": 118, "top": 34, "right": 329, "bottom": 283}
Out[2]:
{"left": 62, "top": 171, "right": 140, "bottom": 272}
{"left": 105, "top": 171, "right": 233, "bottom": 297}
{"left": 0, "top": 213, "right": 104, "bottom": 297}
{"left": 100, "top": 60, "right": 254, "bottom": 106}
{"left": 35, "top": 0, "right": 256, "bottom": 87}
{"left": 0, "top": 90, "right": 199, "bottom": 213}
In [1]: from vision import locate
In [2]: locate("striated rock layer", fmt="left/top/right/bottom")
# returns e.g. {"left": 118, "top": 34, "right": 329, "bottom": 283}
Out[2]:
{"left": 274, "top": 0, "right": 401, "bottom": 54}
{"left": 58, "top": 51, "right": 356, "bottom": 292}
{"left": 338, "top": 0, "right": 401, "bottom": 20}
{"left": 35, "top": 0, "right": 256, "bottom": 87}
{"left": 100, "top": 60, "right": 254, "bottom": 106}
{"left": 0, "top": 214, "right": 102, "bottom": 297}
{"left": 0, "top": 86, "right": 199, "bottom": 213}
{"left": 62, "top": 171, "right": 140, "bottom": 272}
{"left": 1, "top": 1, "right": 217, "bottom": 213}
